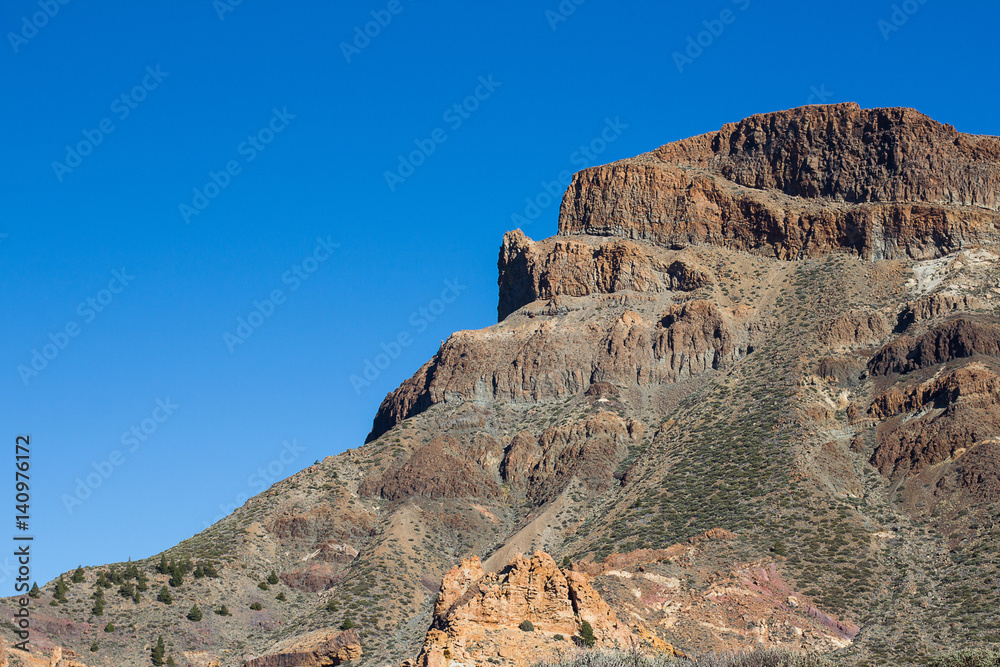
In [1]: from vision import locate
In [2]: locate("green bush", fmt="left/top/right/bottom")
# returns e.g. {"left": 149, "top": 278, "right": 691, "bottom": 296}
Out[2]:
{"left": 103, "top": 622, "right": 114, "bottom": 633}
{"left": 250, "top": 602, "right": 263, "bottom": 610}
{"left": 578, "top": 620, "right": 596, "bottom": 648}
{"left": 187, "top": 605, "right": 203, "bottom": 621}
{"left": 519, "top": 620, "right": 535, "bottom": 632}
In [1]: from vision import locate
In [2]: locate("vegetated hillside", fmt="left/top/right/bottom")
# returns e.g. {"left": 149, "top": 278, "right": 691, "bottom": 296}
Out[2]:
{"left": 4, "top": 103, "right": 999, "bottom": 667}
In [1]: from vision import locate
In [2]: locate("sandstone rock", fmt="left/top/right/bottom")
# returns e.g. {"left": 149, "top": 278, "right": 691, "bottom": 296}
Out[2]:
{"left": 559, "top": 104, "right": 1000, "bottom": 260}
{"left": 417, "top": 551, "right": 635, "bottom": 667}
{"left": 243, "top": 628, "right": 361, "bottom": 667}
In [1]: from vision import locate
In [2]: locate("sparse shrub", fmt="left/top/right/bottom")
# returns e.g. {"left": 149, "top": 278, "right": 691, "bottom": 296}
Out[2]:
{"left": 578, "top": 620, "right": 596, "bottom": 648}
{"left": 519, "top": 620, "right": 535, "bottom": 632}
{"left": 267, "top": 570, "right": 279, "bottom": 585}
{"left": 89, "top": 642, "right": 99, "bottom": 652}
{"left": 258, "top": 582, "right": 269, "bottom": 591}
{"left": 215, "top": 605, "right": 230, "bottom": 616}
{"left": 250, "top": 602, "right": 263, "bottom": 610}
{"left": 103, "top": 622, "right": 114, "bottom": 632}
{"left": 157, "top": 586, "right": 173, "bottom": 605}
{"left": 340, "top": 618, "right": 356, "bottom": 630}
{"left": 276, "top": 591, "right": 286, "bottom": 601}
{"left": 326, "top": 599, "right": 338, "bottom": 612}
{"left": 553, "top": 634, "right": 564, "bottom": 641}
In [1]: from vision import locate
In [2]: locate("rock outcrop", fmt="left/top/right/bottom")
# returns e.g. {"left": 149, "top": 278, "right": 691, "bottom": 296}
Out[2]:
{"left": 497, "top": 231, "right": 711, "bottom": 321}
{"left": 559, "top": 103, "right": 1000, "bottom": 260}
{"left": 242, "top": 629, "right": 362, "bottom": 667}
{"left": 368, "top": 279, "right": 754, "bottom": 442}
{"left": 417, "top": 552, "right": 634, "bottom": 667}
{"left": 868, "top": 318, "right": 1000, "bottom": 376}
{"left": 870, "top": 364, "right": 1000, "bottom": 478}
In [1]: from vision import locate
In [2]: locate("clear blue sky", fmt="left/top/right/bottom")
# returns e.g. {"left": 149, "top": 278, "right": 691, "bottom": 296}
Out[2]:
{"left": 1, "top": 0, "right": 997, "bottom": 594}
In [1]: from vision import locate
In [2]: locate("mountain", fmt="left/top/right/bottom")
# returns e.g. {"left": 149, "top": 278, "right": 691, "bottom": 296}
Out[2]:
{"left": 5, "top": 103, "right": 999, "bottom": 666}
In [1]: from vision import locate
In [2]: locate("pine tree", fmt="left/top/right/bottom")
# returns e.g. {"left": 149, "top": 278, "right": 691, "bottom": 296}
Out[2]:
{"left": 267, "top": 570, "right": 279, "bottom": 585}
{"left": 275, "top": 591, "right": 286, "bottom": 601}
{"left": 89, "top": 642, "right": 99, "bottom": 653}
{"left": 166, "top": 656, "right": 176, "bottom": 667}
{"left": 118, "top": 582, "right": 135, "bottom": 598}
{"left": 151, "top": 635, "right": 166, "bottom": 666}
{"left": 104, "top": 622, "right": 115, "bottom": 633}
{"left": 193, "top": 564, "right": 204, "bottom": 579}
{"left": 133, "top": 590, "right": 142, "bottom": 604}
{"left": 91, "top": 598, "right": 104, "bottom": 616}
{"left": 72, "top": 566, "right": 85, "bottom": 583}
{"left": 28, "top": 582, "right": 40, "bottom": 598}
{"left": 215, "top": 605, "right": 230, "bottom": 616}
{"left": 187, "top": 605, "right": 203, "bottom": 622}
{"left": 136, "top": 572, "right": 149, "bottom": 591}
{"left": 201, "top": 561, "right": 219, "bottom": 577}
{"left": 169, "top": 565, "right": 183, "bottom": 588}
{"left": 157, "top": 554, "right": 168, "bottom": 575}
{"left": 54, "top": 576, "right": 68, "bottom": 602}
{"left": 157, "top": 586, "right": 173, "bottom": 605}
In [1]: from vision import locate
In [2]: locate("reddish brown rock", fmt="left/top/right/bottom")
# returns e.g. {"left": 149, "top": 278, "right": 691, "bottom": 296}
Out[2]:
{"left": 359, "top": 435, "right": 501, "bottom": 500}
{"left": 868, "top": 318, "right": 1000, "bottom": 376}
{"left": 559, "top": 104, "right": 1000, "bottom": 260}
{"left": 870, "top": 365, "right": 1000, "bottom": 477}
{"left": 818, "top": 310, "right": 890, "bottom": 348}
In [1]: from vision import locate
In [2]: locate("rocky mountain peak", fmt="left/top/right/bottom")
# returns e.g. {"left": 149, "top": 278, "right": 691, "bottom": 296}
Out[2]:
{"left": 557, "top": 103, "right": 1000, "bottom": 260}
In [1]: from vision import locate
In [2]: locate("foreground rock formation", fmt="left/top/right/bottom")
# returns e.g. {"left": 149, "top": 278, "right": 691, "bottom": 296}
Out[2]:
{"left": 5, "top": 104, "right": 999, "bottom": 667}
{"left": 417, "top": 552, "right": 636, "bottom": 667}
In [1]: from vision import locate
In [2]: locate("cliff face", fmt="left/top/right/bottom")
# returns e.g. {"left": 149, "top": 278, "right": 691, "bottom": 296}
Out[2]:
{"left": 558, "top": 103, "right": 1000, "bottom": 260}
